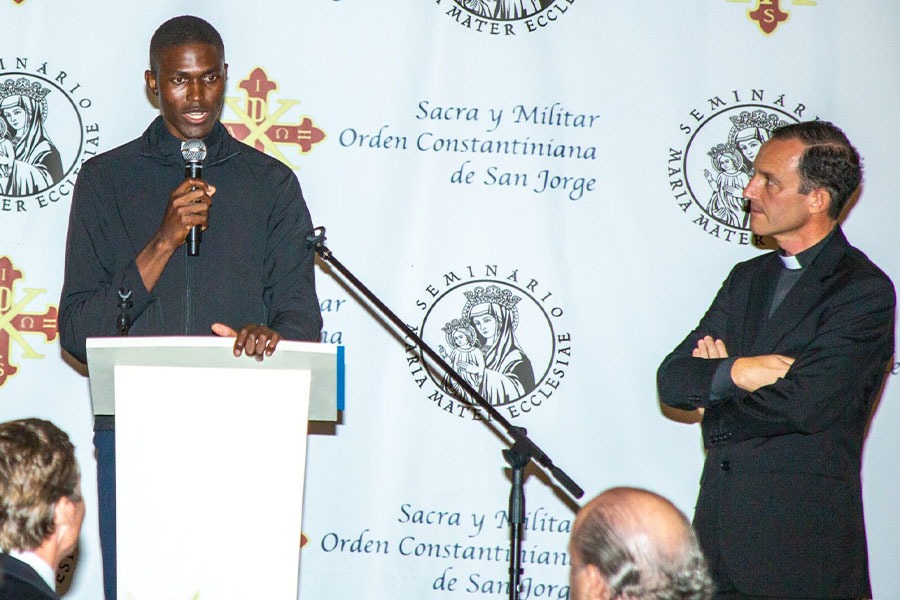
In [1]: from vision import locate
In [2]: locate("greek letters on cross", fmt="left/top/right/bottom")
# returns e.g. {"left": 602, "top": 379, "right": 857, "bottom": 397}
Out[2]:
{"left": 0, "top": 257, "right": 58, "bottom": 387}
{"left": 223, "top": 68, "right": 326, "bottom": 169}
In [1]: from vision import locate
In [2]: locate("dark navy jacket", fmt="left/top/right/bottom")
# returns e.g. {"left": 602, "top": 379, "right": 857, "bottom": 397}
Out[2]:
{"left": 0, "top": 553, "right": 59, "bottom": 600}
{"left": 658, "top": 228, "right": 895, "bottom": 597}
{"left": 60, "top": 117, "right": 322, "bottom": 363}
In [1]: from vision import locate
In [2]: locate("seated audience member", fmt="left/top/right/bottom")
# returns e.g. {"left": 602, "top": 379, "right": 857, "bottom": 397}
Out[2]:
{"left": 569, "top": 486, "right": 713, "bottom": 600}
{"left": 0, "top": 419, "right": 85, "bottom": 600}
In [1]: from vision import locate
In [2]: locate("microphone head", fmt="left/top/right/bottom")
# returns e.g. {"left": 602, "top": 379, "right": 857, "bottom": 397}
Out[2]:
{"left": 181, "top": 138, "right": 207, "bottom": 163}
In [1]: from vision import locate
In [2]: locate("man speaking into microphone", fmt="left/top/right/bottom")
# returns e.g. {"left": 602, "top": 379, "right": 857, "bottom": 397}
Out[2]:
{"left": 58, "top": 15, "right": 322, "bottom": 599}
{"left": 59, "top": 14, "right": 322, "bottom": 360}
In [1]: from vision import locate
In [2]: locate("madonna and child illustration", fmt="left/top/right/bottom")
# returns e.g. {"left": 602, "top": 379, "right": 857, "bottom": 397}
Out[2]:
{"left": 702, "top": 109, "right": 789, "bottom": 228}
{"left": 0, "top": 77, "right": 64, "bottom": 196}
{"left": 437, "top": 285, "right": 536, "bottom": 406}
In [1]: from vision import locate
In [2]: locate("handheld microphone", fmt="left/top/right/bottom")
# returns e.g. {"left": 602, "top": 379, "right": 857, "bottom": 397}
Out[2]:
{"left": 181, "top": 139, "right": 207, "bottom": 256}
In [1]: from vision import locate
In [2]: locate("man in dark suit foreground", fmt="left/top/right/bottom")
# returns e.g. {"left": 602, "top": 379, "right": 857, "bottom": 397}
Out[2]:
{"left": 569, "top": 487, "right": 713, "bottom": 600}
{"left": 0, "top": 419, "right": 85, "bottom": 600}
{"left": 657, "top": 121, "right": 896, "bottom": 598}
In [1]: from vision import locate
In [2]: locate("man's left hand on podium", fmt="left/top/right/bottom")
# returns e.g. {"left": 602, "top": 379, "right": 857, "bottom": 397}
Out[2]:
{"left": 211, "top": 322, "right": 281, "bottom": 361}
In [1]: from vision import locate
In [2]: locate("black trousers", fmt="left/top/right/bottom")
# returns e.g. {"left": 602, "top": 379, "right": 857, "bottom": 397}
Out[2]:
{"left": 94, "top": 419, "right": 116, "bottom": 600}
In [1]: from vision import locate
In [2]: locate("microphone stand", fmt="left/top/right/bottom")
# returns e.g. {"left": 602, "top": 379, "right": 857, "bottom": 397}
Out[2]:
{"left": 306, "top": 227, "right": 583, "bottom": 600}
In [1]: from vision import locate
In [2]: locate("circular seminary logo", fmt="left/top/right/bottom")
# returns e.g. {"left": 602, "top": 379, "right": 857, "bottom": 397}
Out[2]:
{"left": 438, "top": 0, "right": 577, "bottom": 36}
{"left": 406, "top": 266, "right": 572, "bottom": 420}
{"left": 0, "top": 59, "right": 99, "bottom": 214}
{"left": 667, "top": 90, "right": 814, "bottom": 245}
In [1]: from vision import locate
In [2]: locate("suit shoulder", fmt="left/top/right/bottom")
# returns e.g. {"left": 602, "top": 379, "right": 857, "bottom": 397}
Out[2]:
{"left": 841, "top": 245, "right": 896, "bottom": 298}
{"left": 0, "top": 555, "right": 57, "bottom": 599}
{"left": 844, "top": 244, "right": 891, "bottom": 276}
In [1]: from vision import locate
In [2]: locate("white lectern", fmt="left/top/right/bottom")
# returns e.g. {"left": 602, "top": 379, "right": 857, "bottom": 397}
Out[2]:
{"left": 86, "top": 336, "right": 340, "bottom": 600}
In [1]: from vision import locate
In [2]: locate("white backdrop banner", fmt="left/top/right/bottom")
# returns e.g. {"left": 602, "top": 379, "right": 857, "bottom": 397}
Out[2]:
{"left": 2, "top": 1, "right": 899, "bottom": 598}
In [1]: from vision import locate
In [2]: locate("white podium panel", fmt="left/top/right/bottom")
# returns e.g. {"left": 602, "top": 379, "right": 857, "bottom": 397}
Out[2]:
{"left": 85, "top": 337, "right": 339, "bottom": 600}
{"left": 116, "top": 365, "right": 310, "bottom": 600}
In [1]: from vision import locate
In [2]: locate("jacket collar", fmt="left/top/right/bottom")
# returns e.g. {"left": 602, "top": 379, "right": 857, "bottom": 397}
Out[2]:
{"left": 749, "top": 226, "right": 851, "bottom": 354}
{"left": 139, "top": 116, "right": 239, "bottom": 168}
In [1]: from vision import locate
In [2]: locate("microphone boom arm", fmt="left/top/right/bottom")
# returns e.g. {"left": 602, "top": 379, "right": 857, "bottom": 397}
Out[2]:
{"left": 305, "top": 226, "right": 584, "bottom": 498}
{"left": 306, "top": 226, "right": 583, "bottom": 600}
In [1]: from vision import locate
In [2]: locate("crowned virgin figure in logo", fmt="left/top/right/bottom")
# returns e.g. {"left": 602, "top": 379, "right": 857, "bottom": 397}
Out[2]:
{"left": 0, "top": 77, "right": 63, "bottom": 196}
{"left": 727, "top": 109, "right": 789, "bottom": 177}
{"left": 698, "top": 108, "right": 790, "bottom": 229}
{"left": 436, "top": 285, "right": 537, "bottom": 406}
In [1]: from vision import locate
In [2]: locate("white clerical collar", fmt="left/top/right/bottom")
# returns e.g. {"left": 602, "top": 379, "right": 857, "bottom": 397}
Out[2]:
{"left": 779, "top": 254, "right": 802, "bottom": 270}
{"left": 8, "top": 549, "right": 56, "bottom": 591}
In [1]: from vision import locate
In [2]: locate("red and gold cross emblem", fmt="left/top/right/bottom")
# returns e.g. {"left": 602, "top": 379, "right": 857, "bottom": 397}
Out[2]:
{"left": 223, "top": 68, "right": 326, "bottom": 170}
{"left": 0, "top": 257, "right": 58, "bottom": 387}
{"left": 728, "top": 0, "right": 817, "bottom": 35}
{"left": 749, "top": 0, "right": 790, "bottom": 34}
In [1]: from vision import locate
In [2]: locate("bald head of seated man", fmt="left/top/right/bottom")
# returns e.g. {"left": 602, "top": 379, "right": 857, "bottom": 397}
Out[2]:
{"left": 569, "top": 487, "right": 713, "bottom": 600}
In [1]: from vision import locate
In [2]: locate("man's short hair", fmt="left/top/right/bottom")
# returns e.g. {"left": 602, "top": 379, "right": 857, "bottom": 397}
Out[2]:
{"left": 769, "top": 120, "right": 862, "bottom": 219}
{"left": 0, "top": 418, "right": 81, "bottom": 552}
{"left": 571, "top": 487, "right": 713, "bottom": 600}
{"left": 149, "top": 15, "right": 225, "bottom": 75}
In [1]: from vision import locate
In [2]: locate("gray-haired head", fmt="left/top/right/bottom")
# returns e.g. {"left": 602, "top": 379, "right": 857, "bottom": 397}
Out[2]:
{"left": 569, "top": 487, "right": 713, "bottom": 600}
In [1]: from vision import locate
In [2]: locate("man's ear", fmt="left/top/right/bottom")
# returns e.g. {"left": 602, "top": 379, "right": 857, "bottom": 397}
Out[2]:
{"left": 53, "top": 495, "right": 84, "bottom": 557}
{"left": 145, "top": 69, "right": 158, "bottom": 96}
{"left": 579, "top": 563, "right": 611, "bottom": 600}
{"left": 807, "top": 187, "right": 831, "bottom": 216}
{"left": 53, "top": 497, "right": 77, "bottom": 529}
